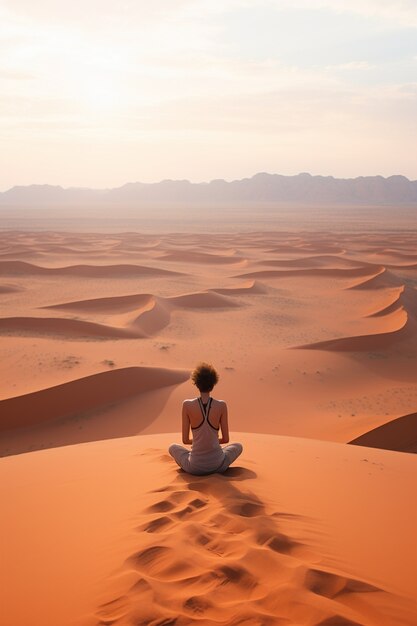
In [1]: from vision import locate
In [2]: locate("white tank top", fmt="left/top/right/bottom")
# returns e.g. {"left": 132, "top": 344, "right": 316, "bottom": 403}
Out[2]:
{"left": 189, "top": 397, "right": 224, "bottom": 472}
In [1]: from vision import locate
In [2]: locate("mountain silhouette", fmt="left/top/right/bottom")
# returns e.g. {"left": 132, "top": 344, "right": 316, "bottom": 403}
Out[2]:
{"left": 1, "top": 173, "right": 416, "bottom": 207}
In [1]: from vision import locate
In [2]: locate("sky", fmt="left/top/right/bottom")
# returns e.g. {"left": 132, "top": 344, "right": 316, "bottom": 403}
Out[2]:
{"left": 1, "top": 0, "right": 416, "bottom": 190}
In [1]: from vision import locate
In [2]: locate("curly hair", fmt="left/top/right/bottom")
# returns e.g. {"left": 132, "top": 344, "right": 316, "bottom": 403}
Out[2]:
{"left": 191, "top": 362, "right": 219, "bottom": 392}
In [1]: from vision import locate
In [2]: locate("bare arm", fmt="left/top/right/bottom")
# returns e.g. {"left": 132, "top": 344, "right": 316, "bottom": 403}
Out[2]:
{"left": 182, "top": 402, "right": 192, "bottom": 445}
{"left": 219, "top": 402, "right": 229, "bottom": 444}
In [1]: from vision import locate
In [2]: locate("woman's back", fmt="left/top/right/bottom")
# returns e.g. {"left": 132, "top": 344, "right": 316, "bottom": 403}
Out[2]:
{"left": 183, "top": 397, "right": 225, "bottom": 430}
{"left": 190, "top": 397, "right": 222, "bottom": 451}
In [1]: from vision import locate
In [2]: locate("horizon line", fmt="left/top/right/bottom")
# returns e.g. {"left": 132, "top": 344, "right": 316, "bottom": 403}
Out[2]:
{"left": 2, "top": 171, "right": 416, "bottom": 194}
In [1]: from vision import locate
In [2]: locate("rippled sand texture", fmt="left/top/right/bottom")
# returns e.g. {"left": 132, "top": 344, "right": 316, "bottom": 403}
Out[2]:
{"left": 1, "top": 229, "right": 416, "bottom": 626}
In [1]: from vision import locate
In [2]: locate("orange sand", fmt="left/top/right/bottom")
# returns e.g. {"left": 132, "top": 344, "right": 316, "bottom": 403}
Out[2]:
{"left": 1, "top": 229, "right": 416, "bottom": 625}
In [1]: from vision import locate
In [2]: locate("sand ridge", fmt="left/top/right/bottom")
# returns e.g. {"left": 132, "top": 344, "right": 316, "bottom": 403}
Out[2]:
{"left": 349, "top": 411, "right": 417, "bottom": 453}
{"left": 0, "top": 259, "right": 182, "bottom": 277}
{"left": 234, "top": 265, "right": 386, "bottom": 280}
{"left": 158, "top": 249, "right": 247, "bottom": 265}
{"left": 0, "top": 366, "right": 189, "bottom": 432}
{"left": 290, "top": 308, "right": 411, "bottom": 352}
{"left": 0, "top": 283, "right": 23, "bottom": 293}
{"left": 0, "top": 290, "right": 240, "bottom": 340}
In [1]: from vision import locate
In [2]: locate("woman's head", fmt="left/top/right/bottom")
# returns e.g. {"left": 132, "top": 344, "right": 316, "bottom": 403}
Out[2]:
{"left": 191, "top": 362, "right": 219, "bottom": 393}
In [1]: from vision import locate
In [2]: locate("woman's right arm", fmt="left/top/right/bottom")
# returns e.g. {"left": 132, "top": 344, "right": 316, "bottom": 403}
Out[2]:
{"left": 219, "top": 401, "right": 229, "bottom": 444}
{"left": 182, "top": 401, "right": 192, "bottom": 445}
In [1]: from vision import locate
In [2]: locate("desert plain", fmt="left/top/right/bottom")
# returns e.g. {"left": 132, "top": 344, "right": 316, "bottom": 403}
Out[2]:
{"left": 0, "top": 222, "right": 416, "bottom": 626}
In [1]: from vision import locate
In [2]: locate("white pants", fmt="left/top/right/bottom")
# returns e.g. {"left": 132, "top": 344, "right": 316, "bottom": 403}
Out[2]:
{"left": 168, "top": 443, "right": 243, "bottom": 475}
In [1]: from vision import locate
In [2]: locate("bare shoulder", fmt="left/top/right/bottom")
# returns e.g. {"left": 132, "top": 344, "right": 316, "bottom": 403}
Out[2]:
{"left": 183, "top": 398, "right": 197, "bottom": 406}
{"left": 214, "top": 399, "right": 227, "bottom": 409}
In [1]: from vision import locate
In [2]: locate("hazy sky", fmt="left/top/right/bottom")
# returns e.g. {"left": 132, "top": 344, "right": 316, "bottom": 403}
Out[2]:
{"left": 1, "top": 0, "right": 416, "bottom": 190}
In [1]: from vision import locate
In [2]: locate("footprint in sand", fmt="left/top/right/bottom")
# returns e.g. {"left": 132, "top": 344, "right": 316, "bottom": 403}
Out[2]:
{"left": 229, "top": 499, "right": 264, "bottom": 517}
{"left": 183, "top": 594, "right": 213, "bottom": 615}
{"left": 146, "top": 499, "right": 176, "bottom": 513}
{"left": 189, "top": 497, "right": 207, "bottom": 509}
{"left": 141, "top": 515, "right": 173, "bottom": 533}
{"left": 173, "top": 497, "right": 208, "bottom": 519}
{"left": 127, "top": 545, "right": 172, "bottom": 575}
{"left": 256, "top": 528, "right": 298, "bottom": 554}
{"left": 128, "top": 544, "right": 200, "bottom": 582}
{"left": 305, "top": 568, "right": 380, "bottom": 599}
{"left": 96, "top": 595, "right": 130, "bottom": 624}
{"left": 145, "top": 490, "right": 190, "bottom": 514}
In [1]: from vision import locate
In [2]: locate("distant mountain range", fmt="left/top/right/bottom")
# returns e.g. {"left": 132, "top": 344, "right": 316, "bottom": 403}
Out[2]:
{"left": 1, "top": 173, "right": 416, "bottom": 207}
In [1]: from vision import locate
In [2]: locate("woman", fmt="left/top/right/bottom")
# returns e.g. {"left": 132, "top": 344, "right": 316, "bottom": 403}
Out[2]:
{"left": 169, "top": 362, "right": 243, "bottom": 475}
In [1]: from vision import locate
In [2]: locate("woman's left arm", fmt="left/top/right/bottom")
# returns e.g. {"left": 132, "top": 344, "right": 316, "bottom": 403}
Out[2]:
{"left": 218, "top": 401, "right": 229, "bottom": 444}
{"left": 182, "top": 401, "right": 192, "bottom": 445}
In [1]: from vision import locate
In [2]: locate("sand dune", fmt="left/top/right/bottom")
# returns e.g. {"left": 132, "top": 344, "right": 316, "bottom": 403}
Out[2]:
{"left": 236, "top": 265, "right": 383, "bottom": 280}
{"left": 0, "top": 316, "right": 144, "bottom": 339}
{"left": 363, "top": 285, "right": 417, "bottom": 320}
{"left": 401, "top": 286, "right": 417, "bottom": 318}
{"left": 258, "top": 254, "right": 368, "bottom": 268}
{"left": 43, "top": 293, "right": 154, "bottom": 313}
{"left": 361, "top": 246, "right": 417, "bottom": 265}
{"left": 211, "top": 279, "right": 267, "bottom": 295}
{"left": 364, "top": 287, "right": 404, "bottom": 317}
{"left": 291, "top": 308, "right": 411, "bottom": 352}
{"left": 0, "top": 260, "right": 180, "bottom": 277}
{"left": 349, "top": 412, "right": 417, "bottom": 453}
{"left": 0, "top": 250, "right": 42, "bottom": 259}
{"left": 111, "top": 241, "right": 162, "bottom": 251}
{"left": 265, "top": 244, "right": 312, "bottom": 254}
{"left": 36, "top": 245, "right": 89, "bottom": 254}
{"left": 345, "top": 267, "right": 402, "bottom": 290}
{"left": 294, "top": 244, "right": 346, "bottom": 254}
{"left": 23, "top": 289, "right": 240, "bottom": 341}
{"left": 0, "top": 283, "right": 22, "bottom": 294}
{"left": 130, "top": 291, "right": 239, "bottom": 336}
{"left": 160, "top": 250, "right": 246, "bottom": 264}
{"left": 385, "top": 262, "right": 417, "bottom": 269}
{"left": 0, "top": 366, "right": 188, "bottom": 433}
{"left": 131, "top": 298, "right": 172, "bottom": 336}
{"left": 373, "top": 250, "right": 417, "bottom": 260}
{"left": 167, "top": 291, "right": 239, "bottom": 308}
{"left": 44, "top": 289, "right": 243, "bottom": 314}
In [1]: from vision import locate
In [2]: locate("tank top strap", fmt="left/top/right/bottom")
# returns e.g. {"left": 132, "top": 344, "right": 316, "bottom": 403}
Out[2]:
{"left": 198, "top": 396, "right": 212, "bottom": 421}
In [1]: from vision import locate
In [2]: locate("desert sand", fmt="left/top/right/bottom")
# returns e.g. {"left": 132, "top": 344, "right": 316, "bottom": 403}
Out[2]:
{"left": 1, "top": 228, "right": 416, "bottom": 626}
